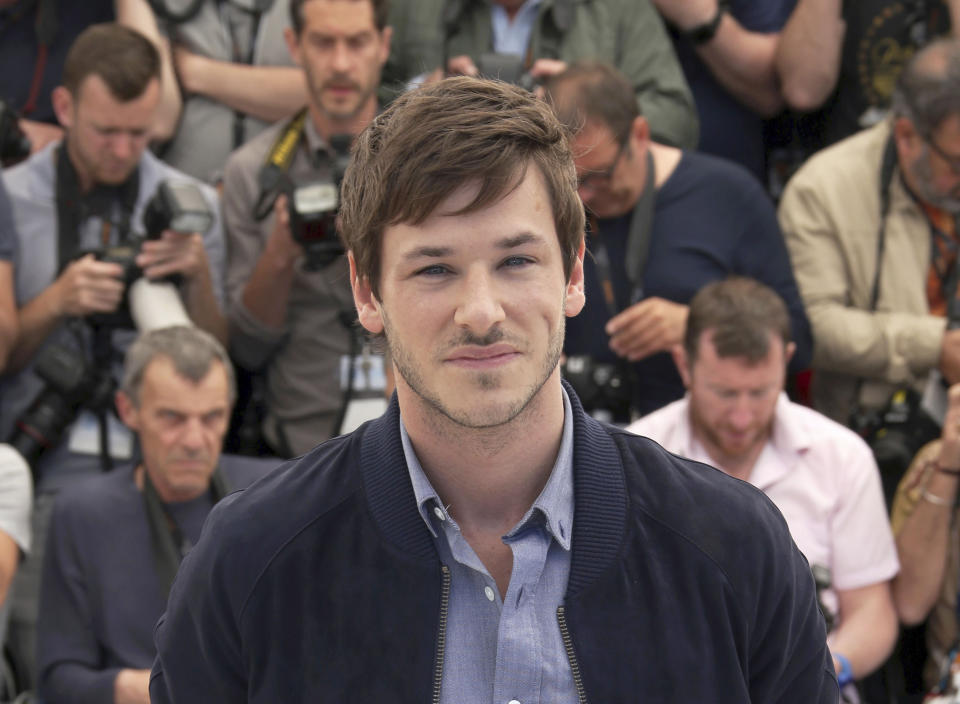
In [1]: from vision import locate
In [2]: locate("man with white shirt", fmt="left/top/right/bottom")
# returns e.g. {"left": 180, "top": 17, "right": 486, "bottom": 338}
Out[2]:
{"left": 628, "top": 276, "right": 900, "bottom": 694}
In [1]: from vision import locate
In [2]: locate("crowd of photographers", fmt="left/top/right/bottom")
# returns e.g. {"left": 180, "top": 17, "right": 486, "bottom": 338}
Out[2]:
{"left": 1, "top": 0, "right": 960, "bottom": 701}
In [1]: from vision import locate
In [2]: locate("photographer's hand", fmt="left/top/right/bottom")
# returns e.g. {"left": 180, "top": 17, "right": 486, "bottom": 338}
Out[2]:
{"left": 53, "top": 254, "right": 126, "bottom": 316}
{"left": 136, "top": 231, "right": 228, "bottom": 344}
{"left": 5, "top": 254, "right": 126, "bottom": 372}
{"left": 445, "top": 55, "right": 479, "bottom": 77}
{"left": 606, "top": 297, "right": 689, "bottom": 361}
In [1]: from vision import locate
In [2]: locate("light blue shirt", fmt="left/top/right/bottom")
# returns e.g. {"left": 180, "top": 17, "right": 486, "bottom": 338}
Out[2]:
{"left": 491, "top": 0, "right": 543, "bottom": 56}
{"left": 401, "top": 387, "right": 578, "bottom": 704}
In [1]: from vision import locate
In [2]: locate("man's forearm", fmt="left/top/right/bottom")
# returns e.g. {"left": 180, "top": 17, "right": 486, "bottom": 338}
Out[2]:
{"left": 183, "top": 270, "right": 227, "bottom": 346}
{"left": 696, "top": 18, "right": 783, "bottom": 117}
{"left": 239, "top": 246, "right": 297, "bottom": 332}
{"left": 8, "top": 287, "right": 63, "bottom": 373}
{"left": 893, "top": 470, "right": 958, "bottom": 624}
{"left": 830, "top": 583, "right": 899, "bottom": 679}
{"left": 180, "top": 59, "right": 307, "bottom": 123}
{"left": 775, "top": 0, "right": 845, "bottom": 111}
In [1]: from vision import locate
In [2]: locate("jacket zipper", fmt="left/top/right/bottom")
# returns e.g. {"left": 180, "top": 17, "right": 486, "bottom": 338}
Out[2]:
{"left": 432, "top": 564, "right": 452, "bottom": 704}
{"left": 557, "top": 605, "right": 589, "bottom": 704}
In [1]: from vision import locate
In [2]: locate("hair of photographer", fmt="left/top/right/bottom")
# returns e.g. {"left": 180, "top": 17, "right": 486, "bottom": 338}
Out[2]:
{"left": 339, "top": 75, "right": 585, "bottom": 301}
{"left": 543, "top": 60, "right": 641, "bottom": 144}
{"left": 683, "top": 276, "right": 793, "bottom": 365}
{"left": 61, "top": 24, "right": 160, "bottom": 101}
{"left": 120, "top": 326, "right": 236, "bottom": 408}
{"left": 890, "top": 39, "right": 960, "bottom": 139}
{"left": 289, "top": 0, "right": 390, "bottom": 35}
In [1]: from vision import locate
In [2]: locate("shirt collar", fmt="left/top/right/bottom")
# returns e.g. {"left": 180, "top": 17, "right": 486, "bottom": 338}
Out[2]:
{"left": 401, "top": 387, "right": 575, "bottom": 550}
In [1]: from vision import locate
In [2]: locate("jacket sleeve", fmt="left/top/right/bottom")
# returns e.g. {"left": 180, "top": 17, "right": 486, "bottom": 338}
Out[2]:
{"left": 746, "top": 498, "right": 840, "bottom": 703}
{"left": 779, "top": 165, "right": 945, "bottom": 383}
{"left": 37, "top": 501, "right": 123, "bottom": 704}
{"left": 221, "top": 148, "right": 289, "bottom": 372}
{"left": 150, "top": 497, "right": 249, "bottom": 704}
{"left": 614, "top": 0, "right": 699, "bottom": 150}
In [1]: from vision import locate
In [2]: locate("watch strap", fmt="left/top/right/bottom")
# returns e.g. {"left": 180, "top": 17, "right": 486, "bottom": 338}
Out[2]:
{"left": 679, "top": 1, "right": 729, "bottom": 45}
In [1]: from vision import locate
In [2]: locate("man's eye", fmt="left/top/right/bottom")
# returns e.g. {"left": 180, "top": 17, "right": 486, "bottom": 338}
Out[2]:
{"left": 416, "top": 264, "right": 450, "bottom": 277}
{"left": 502, "top": 256, "right": 533, "bottom": 268}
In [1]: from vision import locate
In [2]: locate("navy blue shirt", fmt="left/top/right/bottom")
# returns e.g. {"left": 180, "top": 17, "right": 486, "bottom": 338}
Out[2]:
{"left": 671, "top": 0, "right": 795, "bottom": 180}
{"left": 0, "top": 0, "right": 114, "bottom": 123}
{"left": 564, "top": 150, "right": 811, "bottom": 417}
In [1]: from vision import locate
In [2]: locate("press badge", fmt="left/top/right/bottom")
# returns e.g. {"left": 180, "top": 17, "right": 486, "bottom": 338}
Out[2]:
{"left": 339, "top": 349, "right": 387, "bottom": 395}
{"left": 68, "top": 410, "right": 134, "bottom": 460}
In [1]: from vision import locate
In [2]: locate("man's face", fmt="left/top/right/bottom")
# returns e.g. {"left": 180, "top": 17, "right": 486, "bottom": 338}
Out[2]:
{"left": 53, "top": 74, "right": 159, "bottom": 189}
{"left": 899, "top": 114, "right": 960, "bottom": 213}
{"left": 681, "top": 330, "right": 788, "bottom": 470}
{"left": 351, "top": 166, "right": 585, "bottom": 429}
{"left": 117, "top": 356, "right": 230, "bottom": 503}
{"left": 287, "top": 0, "right": 391, "bottom": 126}
{"left": 571, "top": 119, "right": 647, "bottom": 219}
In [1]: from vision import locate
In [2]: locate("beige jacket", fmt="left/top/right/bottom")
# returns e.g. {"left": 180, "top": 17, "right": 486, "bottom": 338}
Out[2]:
{"left": 779, "top": 121, "right": 946, "bottom": 423}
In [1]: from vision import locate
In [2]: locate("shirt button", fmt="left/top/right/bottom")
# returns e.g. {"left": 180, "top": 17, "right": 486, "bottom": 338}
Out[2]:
{"left": 433, "top": 506, "right": 446, "bottom": 521}
{"left": 484, "top": 586, "right": 496, "bottom": 602}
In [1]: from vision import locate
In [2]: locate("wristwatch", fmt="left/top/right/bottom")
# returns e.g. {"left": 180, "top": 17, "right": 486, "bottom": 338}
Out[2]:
{"left": 834, "top": 653, "right": 854, "bottom": 688}
{"left": 678, "top": 1, "right": 729, "bottom": 46}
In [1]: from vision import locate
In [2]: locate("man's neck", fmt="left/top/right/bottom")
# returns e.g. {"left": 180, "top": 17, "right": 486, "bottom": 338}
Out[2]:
{"left": 648, "top": 142, "right": 682, "bottom": 189}
{"left": 309, "top": 100, "right": 378, "bottom": 143}
{"left": 398, "top": 375, "right": 566, "bottom": 536}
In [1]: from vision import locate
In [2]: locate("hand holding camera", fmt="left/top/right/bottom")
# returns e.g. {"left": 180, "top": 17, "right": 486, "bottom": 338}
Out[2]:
{"left": 52, "top": 254, "right": 126, "bottom": 317}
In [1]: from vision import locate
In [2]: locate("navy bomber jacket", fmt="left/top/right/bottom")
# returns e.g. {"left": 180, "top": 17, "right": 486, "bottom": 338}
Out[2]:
{"left": 150, "top": 385, "right": 838, "bottom": 703}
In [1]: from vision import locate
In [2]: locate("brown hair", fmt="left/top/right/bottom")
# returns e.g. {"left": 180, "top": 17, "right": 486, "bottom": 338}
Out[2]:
{"left": 542, "top": 61, "right": 640, "bottom": 142}
{"left": 684, "top": 278, "right": 792, "bottom": 364}
{"left": 290, "top": 0, "right": 390, "bottom": 35}
{"left": 339, "top": 76, "right": 585, "bottom": 299}
{"left": 62, "top": 24, "right": 160, "bottom": 101}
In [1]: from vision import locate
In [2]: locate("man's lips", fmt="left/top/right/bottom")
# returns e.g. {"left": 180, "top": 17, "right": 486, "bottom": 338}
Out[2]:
{"left": 445, "top": 344, "right": 519, "bottom": 368}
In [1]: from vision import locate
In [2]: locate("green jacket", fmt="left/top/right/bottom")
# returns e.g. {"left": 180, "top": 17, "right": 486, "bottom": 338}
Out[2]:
{"left": 383, "top": 0, "right": 699, "bottom": 149}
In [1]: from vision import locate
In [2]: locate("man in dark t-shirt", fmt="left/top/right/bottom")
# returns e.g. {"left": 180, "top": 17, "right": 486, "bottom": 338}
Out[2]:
{"left": 36, "top": 327, "right": 277, "bottom": 704}
{"left": 546, "top": 61, "right": 811, "bottom": 421}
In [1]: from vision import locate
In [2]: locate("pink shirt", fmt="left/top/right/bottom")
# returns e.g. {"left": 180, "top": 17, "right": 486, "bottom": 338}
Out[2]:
{"left": 627, "top": 394, "right": 899, "bottom": 621}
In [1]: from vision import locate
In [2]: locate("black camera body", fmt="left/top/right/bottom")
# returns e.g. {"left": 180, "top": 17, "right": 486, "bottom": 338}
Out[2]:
{"left": 476, "top": 53, "right": 538, "bottom": 92}
{"left": 561, "top": 355, "right": 633, "bottom": 423}
{"left": 0, "top": 100, "right": 30, "bottom": 166}
{"left": 854, "top": 387, "right": 941, "bottom": 505}
{"left": 287, "top": 134, "right": 352, "bottom": 270}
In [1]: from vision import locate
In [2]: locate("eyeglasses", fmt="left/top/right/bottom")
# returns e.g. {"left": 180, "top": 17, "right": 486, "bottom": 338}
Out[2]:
{"left": 923, "top": 131, "right": 960, "bottom": 175}
{"left": 577, "top": 138, "right": 630, "bottom": 191}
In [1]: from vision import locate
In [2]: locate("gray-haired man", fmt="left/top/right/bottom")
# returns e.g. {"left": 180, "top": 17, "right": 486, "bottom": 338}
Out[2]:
{"left": 36, "top": 326, "right": 277, "bottom": 704}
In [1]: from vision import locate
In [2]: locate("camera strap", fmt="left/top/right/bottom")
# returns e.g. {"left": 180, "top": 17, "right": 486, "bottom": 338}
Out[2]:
{"left": 54, "top": 143, "right": 139, "bottom": 272}
{"left": 143, "top": 465, "right": 229, "bottom": 597}
{"left": 252, "top": 107, "right": 308, "bottom": 221}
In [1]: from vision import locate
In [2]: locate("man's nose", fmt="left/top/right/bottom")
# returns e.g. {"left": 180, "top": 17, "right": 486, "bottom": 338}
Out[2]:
{"left": 110, "top": 133, "right": 135, "bottom": 161}
{"left": 453, "top": 267, "right": 506, "bottom": 333}
{"left": 179, "top": 418, "right": 206, "bottom": 453}
{"left": 331, "top": 41, "right": 352, "bottom": 73}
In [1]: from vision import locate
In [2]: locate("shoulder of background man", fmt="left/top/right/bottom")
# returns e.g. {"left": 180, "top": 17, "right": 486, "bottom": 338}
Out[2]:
{"left": 1, "top": 142, "right": 58, "bottom": 211}
{"left": 662, "top": 148, "right": 772, "bottom": 206}
{"left": 49, "top": 466, "right": 139, "bottom": 529}
{"left": 223, "top": 119, "right": 291, "bottom": 189}
{"left": 782, "top": 121, "right": 891, "bottom": 207}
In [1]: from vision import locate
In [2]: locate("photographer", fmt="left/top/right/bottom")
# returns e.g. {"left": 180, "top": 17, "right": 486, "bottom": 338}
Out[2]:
{"left": 222, "top": 0, "right": 390, "bottom": 456}
{"left": 385, "top": 0, "right": 698, "bottom": 150}
{"left": 780, "top": 38, "right": 960, "bottom": 427}
{"left": 891, "top": 383, "right": 960, "bottom": 697}
{"left": 543, "top": 62, "right": 811, "bottom": 421}
{"left": 0, "top": 24, "right": 227, "bottom": 481}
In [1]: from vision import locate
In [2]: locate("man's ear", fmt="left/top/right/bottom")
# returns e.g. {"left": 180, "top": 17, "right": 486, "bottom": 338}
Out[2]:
{"left": 565, "top": 239, "right": 586, "bottom": 317}
{"left": 349, "top": 251, "right": 384, "bottom": 334}
{"left": 51, "top": 86, "right": 74, "bottom": 131}
{"left": 115, "top": 390, "right": 140, "bottom": 432}
{"left": 284, "top": 27, "right": 302, "bottom": 67}
{"left": 784, "top": 341, "right": 796, "bottom": 368}
{"left": 672, "top": 345, "right": 692, "bottom": 389}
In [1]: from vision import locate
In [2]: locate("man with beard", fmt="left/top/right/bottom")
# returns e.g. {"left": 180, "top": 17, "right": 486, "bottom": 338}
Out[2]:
{"left": 151, "top": 77, "right": 837, "bottom": 703}
{"left": 628, "top": 277, "right": 900, "bottom": 697}
{"left": 779, "top": 38, "right": 960, "bottom": 425}
{"left": 221, "top": 0, "right": 391, "bottom": 456}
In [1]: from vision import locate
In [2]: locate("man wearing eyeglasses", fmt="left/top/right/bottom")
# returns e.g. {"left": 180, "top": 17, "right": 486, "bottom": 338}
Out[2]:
{"left": 779, "top": 38, "right": 960, "bottom": 427}
{"left": 543, "top": 61, "right": 811, "bottom": 422}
